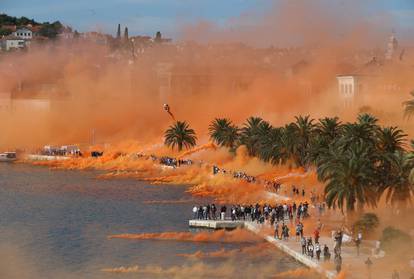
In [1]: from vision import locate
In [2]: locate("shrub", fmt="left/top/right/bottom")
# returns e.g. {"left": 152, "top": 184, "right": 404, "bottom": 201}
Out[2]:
{"left": 353, "top": 213, "right": 380, "bottom": 235}
{"left": 380, "top": 226, "right": 412, "bottom": 252}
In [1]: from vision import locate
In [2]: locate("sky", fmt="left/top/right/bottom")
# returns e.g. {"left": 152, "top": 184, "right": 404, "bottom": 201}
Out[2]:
{"left": 1, "top": 0, "right": 414, "bottom": 40}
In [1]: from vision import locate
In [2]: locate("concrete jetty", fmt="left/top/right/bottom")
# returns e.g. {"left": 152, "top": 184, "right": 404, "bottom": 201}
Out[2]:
{"left": 26, "top": 154, "right": 70, "bottom": 161}
{"left": 189, "top": 219, "right": 245, "bottom": 229}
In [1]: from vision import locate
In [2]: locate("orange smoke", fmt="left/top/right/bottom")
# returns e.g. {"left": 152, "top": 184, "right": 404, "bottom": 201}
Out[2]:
{"left": 177, "top": 242, "right": 273, "bottom": 258}
{"left": 177, "top": 142, "right": 217, "bottom": 159}
{"left": 108, "top": 228, "right": 261, "bottom": 243}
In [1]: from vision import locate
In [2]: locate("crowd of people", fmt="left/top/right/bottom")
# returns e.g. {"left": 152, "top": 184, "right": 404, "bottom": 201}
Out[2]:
{"left": 212, "top": 165, "right": 295, "bottom": 195}
{"left": 192, "top": 202, "right": 310, "bottom": 223}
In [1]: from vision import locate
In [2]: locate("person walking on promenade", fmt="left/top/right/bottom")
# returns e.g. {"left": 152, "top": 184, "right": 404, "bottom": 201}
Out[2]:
{"left": 307, "top": 237, "right": 314, "bottom": 258}
{"left": 323, "top": 244, "right": 331, "bottom": 261}
{"left": 295, "top": 222, "right": 301, "bottom": 241}
{"left": 315, "top": 242, "right": 321, "bottom": 260}
{"left": 274, "top": 221, "right": 280, "bottom": 240}
{"left": 365, "top": 257, "right": 373, "bottom": 279}
{"left": 301, "top": 237, "right": 307, "bottom": 255}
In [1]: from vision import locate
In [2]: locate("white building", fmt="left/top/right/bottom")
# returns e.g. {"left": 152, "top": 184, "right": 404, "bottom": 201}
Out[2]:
{"left": 336, "top": 75, "right": 359, "bottom": 100}
{"left": 0, "top": 36, "right": 25, "bottom": 51}
{"left": 13, "top": 27, "right": 33, "bottom": 40}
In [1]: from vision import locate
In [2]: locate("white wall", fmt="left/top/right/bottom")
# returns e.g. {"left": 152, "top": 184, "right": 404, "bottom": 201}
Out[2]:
{"left": 337, "top": 76, "right": 357, "bottom": 99}
{"left": 5, "top": 39, "right": 25, "bottom": 51}
{"left": 13, "top": 29, "right": 33, "bottom": 40}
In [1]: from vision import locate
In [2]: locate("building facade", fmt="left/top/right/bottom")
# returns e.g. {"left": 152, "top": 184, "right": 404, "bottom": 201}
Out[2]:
{"left": 0, "top": 36, "right": 25, "bottom": 51}
{"left": 13, "top": 27, "right": 33, "bottom": 40}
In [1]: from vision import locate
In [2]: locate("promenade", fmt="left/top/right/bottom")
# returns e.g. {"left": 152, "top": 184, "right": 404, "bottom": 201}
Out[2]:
{"left": 189, "top": 219, "right": 381, "bottom": 279}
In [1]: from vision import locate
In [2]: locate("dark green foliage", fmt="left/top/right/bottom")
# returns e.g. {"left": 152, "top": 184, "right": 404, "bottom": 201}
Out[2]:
{"left": 164, "top": 121, "right": 197, "bottom": 151}
{"left": 0, "top": 14, "right": 38, "bottom": 26}
{"left": 38, "top": 21, "right": 63, "bottom": 38}
{"left": 208, "top": 118, "right": 239, "bottom": 151}
{"left": 380, "top": 226, "right": 412, "bottom": 252}
{"left": 0, "top": 28, "right": 12, "bottom": 36}
{"left": 239, "top": 117, "right": 265, "bottom": 156}
{"left": 353, "top": 213, "right": 380, "bottom": 234}
{"left": 207, "top": 112, "right": 414, "bottom": 211}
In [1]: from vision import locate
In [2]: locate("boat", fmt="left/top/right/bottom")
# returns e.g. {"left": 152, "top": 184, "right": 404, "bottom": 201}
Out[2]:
{"left": 0, "top": 152, "right": 17, "bottom": 162}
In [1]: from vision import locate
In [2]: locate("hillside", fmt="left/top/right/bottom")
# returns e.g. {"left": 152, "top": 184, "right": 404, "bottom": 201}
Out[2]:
{"left": 0, "top": 13, "right": 65, "bottom": 38}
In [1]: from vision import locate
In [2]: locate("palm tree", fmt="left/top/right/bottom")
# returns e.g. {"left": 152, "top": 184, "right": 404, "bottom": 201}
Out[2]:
{"left": 164, "top": 121, "right": 197, "bottom": 151}
{"left": 340, "top": 119, "right": 379, "bottom": 150}
{"left": 315, "top": 117, "right": 343, "bottom": 143}
{"left": 292, "top": 115, "right": 316, "bottom": 167}
{"left": 208, "top": 118, "right": 239, "bottom": 150}
{"left": 321, "top": 142, "right": 378, "bottom": 212}
{"left": 381, "top": 151, "right": 414, "bottom": 207}
{"left": 257, "top": 127, "right": 285, "bottom": 165}
{"left": 377, "top": 126, "right": 406, "bottom": 154}
{"left": 240, "top": 117, "right": 265, "bottom": 156}
{"left": 403, "top": 90, "right": 414, "bottom": 118}
{"left": 372, "top": 127, "right": 407, "bottom": 187}
{"left": 310, "top": 117, "right": 343, "bottom": 165}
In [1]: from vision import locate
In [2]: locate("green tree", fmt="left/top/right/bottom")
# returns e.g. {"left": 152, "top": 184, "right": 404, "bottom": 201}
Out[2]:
{"left": 257, "top": 127, "right": 286, "bottom": 165}
{"left": 208, "top": 118, "right": 239, "bottom": 150}
{"left": 240, "top": 116, "right": 265, "bottom": 156}
{"left": 382, "top": 151, "right": 414, "bottom": 206}
{"left": 310, "top": 117, "right": 343, "bottom": 165}
{"left": 321, "top": 142, "right": 378, "bottom": 212}
{"left": 291, "top": 115, "right": 316, "bottom": 167}
{"left": 164, "top": 121, "right": 197, "bottom": 151}
{"left": 38, "top": 21, "right": 63, "bottom": 38}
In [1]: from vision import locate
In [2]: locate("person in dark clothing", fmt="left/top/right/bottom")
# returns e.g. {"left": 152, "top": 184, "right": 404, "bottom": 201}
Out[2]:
{"left": 365, "top": 257, "right": 373, "bottom": 279}
{"left": 211, "top": 204, "right": 217, "bottom": 220}
{"left": 323, "top": 244, "right": 331, "bottom": 261}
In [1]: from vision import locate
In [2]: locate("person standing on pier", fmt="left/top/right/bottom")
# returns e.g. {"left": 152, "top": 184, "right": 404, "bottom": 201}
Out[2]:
{"left": 220, "top": 205, "right": 226, "bottom": 220}
{"left": 211, "top": 204, "right": 217, "bottom": 220}
{"left": 192, "top": 206, "right": 198, "bottom": 219}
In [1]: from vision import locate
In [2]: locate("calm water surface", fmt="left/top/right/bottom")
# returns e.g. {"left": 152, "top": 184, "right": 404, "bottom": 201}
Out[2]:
{"left": 0, "top": 163, "right": 303, "bottom": 278}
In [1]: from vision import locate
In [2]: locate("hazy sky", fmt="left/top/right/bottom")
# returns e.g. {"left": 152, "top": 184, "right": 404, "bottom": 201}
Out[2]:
{"left": 1, "top": 0, "right": 414, "bottom": 39}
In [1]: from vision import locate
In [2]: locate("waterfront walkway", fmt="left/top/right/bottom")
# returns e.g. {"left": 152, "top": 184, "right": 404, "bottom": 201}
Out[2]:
{"left": 189, "top": 219, "right": 377, "bottom": 279}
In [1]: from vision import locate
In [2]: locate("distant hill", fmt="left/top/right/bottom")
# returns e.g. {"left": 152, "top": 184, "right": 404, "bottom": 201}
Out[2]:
{"left": 0, "top": 13, "right": 66, "bottom": 38}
